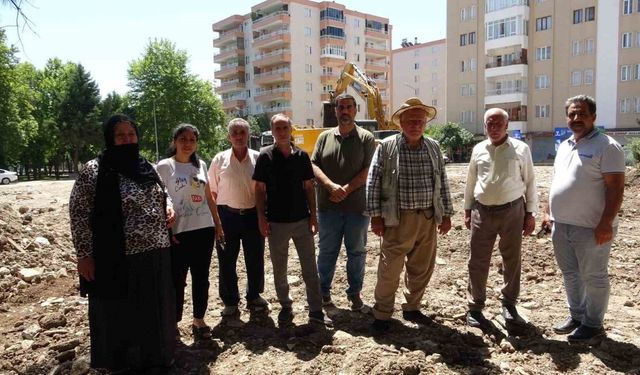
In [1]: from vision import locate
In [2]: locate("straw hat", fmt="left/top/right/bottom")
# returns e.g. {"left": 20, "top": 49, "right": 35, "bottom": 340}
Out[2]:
{"left": 391, "top": 97, "right": 437, "bottom": 127}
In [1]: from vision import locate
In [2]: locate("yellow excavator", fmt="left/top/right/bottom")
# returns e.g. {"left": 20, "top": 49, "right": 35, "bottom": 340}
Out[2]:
{"left": 261, "top": 62, "right": 399, "bottom": 154}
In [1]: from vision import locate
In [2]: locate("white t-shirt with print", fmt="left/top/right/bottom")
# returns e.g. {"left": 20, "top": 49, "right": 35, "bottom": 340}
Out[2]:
{"left": 156, "top": 158, "right": 214, "bottom": 235}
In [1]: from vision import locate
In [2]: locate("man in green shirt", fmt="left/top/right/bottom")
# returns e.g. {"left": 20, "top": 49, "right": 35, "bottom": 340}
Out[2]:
{"left": 311, "top": 93, "right": 376, "bottom": 311}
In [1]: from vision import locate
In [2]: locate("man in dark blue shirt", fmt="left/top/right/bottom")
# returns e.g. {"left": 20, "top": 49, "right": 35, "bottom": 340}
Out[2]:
{"left": 253, "top": 113, "right": 330, "bottom": 327}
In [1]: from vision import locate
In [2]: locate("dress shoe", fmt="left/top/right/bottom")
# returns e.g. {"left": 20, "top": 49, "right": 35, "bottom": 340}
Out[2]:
{"left": 347, "top": 294, "right": 364, "bottom": 311}
{"left": 567, "top": 325, "right": 605, "bottom": 343}
{"left": 402, "top": 310, "right": 431, "bottom": 324}
{"left": 553, "top": 316, "right": 581, "bottom": 334}
{"left": 502, "top": 305, "right": 527, "bottom": 326}
{"left": 466, "top": 310, "right": 487, "bottom": 328}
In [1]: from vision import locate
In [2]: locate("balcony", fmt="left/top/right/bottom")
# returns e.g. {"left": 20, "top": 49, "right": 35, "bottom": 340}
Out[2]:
{"left": 254, "top": 87, "right": 292, "bottom": 102}
{"left": 320, "top": 16, "right": 345, "bottom": 29}
{"left": 253, "top": 49, "right": 291, "bottom": 68}
{"left": 321, "top": 72, "right": 340, "bottom": 84}
{"left": 485, "top": 4, "right": 529, "bottom": 23}
{"left": 212, "top": 15, "right": 244, "bottom": 32}
{"left": 484, "top": 86, "right": 528, "bottom": 106}
{"left": 214, "top": 47, "right": 244, "bottom": 63}
{"left": 254, "top": 69, "right": 291, "bottom": 85}
{"left": 252, "top": 10, "right": 289, "bottom": 31}
{"left": 365, "top": 44, "right": 389, "bottom": 57}
{"left": 216, "top": 79, "right": 246, "bottom": 94}
{"left": 213, "top": 30, "right": 243, "bottom": 48}
{"left": 214, "top": 63, "right": 245, "bottom": 79}
{"left": 320, "top": 55, "right": 346, "bottom": 67}
{"left": 373, "top": 78, "right": 388, "bottom": 89}
{"left": 485, "top": 63, "right": 527, "bottom": 79}
{"left": 321, "top": 93, "right": 331, "bottom": 102}
{"left": 253, "top": 29, "right": 291, "bottom": 49}
{"left": 485, "top": 35, "right": 528, "bottom": 54}
{"left": 222, "top": 98, "right": 247, "bottom": 110}
{"left": 320, "top": 34, "right": 346, "bottom": 47}
{"left": 365, "top": 61, "right": 387, "bottom": 73}
{"left": 365, "top": 27, "right": 389, "bottom": 40}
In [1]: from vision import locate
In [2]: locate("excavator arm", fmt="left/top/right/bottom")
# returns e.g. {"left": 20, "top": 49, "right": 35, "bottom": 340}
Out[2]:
{"left": 329, "top": 62, "right": 399, "bottom": 131}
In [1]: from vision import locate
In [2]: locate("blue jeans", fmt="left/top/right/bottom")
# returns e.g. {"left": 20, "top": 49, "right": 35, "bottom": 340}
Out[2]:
{"left": 552, "top": 222, "right": 614, "bottom": 328}
{"left": 317, "top": 210, "right": 369, "bottom": 296}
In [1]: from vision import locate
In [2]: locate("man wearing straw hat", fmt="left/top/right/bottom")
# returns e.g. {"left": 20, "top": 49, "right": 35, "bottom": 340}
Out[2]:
{"left": 365, "top": 97, "right": 454, "bottom": 333}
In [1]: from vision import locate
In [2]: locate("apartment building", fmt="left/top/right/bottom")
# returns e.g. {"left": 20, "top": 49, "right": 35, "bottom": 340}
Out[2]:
{"left": 447, "top": 0, "right": 640, "bottom": 161}
{"left": 392, "top": 38, "right": 447, "bottom": 123}
{"left": 212, "top": 0, "right": 392, "bottom": 128}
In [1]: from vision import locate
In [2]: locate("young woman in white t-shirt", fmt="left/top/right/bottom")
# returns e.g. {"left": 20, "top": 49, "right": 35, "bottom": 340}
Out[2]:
{"left": 156, "top": 124, "right": 223, "bottom": 340}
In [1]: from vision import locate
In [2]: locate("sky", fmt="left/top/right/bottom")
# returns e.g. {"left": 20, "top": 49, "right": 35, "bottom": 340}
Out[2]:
{"left": 1, "top": 0, "right": 446, "bottom": 97}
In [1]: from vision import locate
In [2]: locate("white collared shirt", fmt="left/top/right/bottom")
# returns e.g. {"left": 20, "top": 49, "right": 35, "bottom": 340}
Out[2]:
{"left": 464, "top": 137, "right": 538, "bottom": 213}
{"left": 208, "top": 148, "right": 260, "bottom": 209}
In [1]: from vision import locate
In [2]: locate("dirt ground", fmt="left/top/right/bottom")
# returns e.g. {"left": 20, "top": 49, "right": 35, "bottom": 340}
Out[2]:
{"left": 1, "top": 165, "right": 639, "bottom": 374}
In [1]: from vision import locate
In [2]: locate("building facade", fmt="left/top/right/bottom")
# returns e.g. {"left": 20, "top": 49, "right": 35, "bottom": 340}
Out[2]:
{"left": 447, "top": 0, "right": 640, "bottom": 160}
{"left": 213, "top": 0, "right": 392, "bottom": 128}
{"left": 392, "top": 38, "right": 447, "bottom": 123}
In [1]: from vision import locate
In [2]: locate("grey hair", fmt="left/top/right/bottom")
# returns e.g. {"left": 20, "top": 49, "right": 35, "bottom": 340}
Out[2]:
{"left": 227, "top": 117, "right": 250, "bottom": 133}
{"left": 270, "top": 113, "right": 292, "bottom": 127}
{"left": 484, "top": 108, "right": 508, "bottom": 124}
{"left": 565, "top": 95, "right": 596, "bottom": 115}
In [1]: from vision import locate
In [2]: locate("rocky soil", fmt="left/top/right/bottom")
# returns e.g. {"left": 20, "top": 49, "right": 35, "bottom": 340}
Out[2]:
{"left": 1, "top": 166, "right": 639, "bottom": 375}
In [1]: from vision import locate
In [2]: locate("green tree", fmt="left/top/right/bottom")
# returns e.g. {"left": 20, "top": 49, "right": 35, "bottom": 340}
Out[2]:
{"left": 425, "top": 122, "right": 476, "bottom": 162}
{"left": 58, "top": 63, "right": 101, "bottom": 173}
{"left": 127, "top": 38, "right": 226, "bottom": 162}
{"left": 0, "top": 29, "right": 19, "bottom": 167}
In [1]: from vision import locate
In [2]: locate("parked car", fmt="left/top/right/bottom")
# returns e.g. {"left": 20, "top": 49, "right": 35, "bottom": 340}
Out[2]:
{"left": 0, "top": 169, "right": 18, "bottom": 184}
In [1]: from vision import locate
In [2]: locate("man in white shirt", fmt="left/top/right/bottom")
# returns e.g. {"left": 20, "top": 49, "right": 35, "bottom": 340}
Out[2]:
{"left": 208, "top": 118, "right": 267, "bottom": 318}
{"left": 463, "top": 108, "right": 537, "bottom": 330}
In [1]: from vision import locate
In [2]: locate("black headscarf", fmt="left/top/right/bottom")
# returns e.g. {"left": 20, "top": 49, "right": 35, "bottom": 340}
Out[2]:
{"left": 81, "top": 114, "right": 164, "bottom": 298}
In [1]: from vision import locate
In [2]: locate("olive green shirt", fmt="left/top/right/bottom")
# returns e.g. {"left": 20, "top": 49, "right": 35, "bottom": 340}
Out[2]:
{"left": 311, "top": 125, "right": 376, "bottom": 213}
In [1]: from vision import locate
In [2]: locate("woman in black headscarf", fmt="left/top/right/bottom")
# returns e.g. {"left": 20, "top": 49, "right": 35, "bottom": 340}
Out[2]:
{"left": 69, "top": 114, "right": 176, "bottom": 373}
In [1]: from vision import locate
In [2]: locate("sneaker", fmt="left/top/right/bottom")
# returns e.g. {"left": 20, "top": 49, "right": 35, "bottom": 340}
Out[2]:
{"left": 567, "top": 325, "right": 605, "bottom": 343}
{"left": 553, "top": 316, "right": 581, "bottom": 334}
{"left": 308, "top": 310, "right": 333, "bottom": 326}
{"left": 370, "top": 319, "right": 390, "bottom": 335}
{"left": 322, "top": 295, "right": 334, "bottom": 307}
{"left": 347, "top": 294, "right": 364, "bottom": 312}
{"left": 402, "top": 310, "right": 431, "bottom": 324}
{"left": 247, "top": 296, "right": 270, "bottom": 311}
{"left": 221, "top": 305, "right": 240, "bottom": 317}
{"left": 502, "top": 305, "right": 527, "bottom": 327}
{"left": 277, "top": 307, "right": 294, "bottom": 323}
{"left": 466, "top": 310, "right": 488, "bottom": 328}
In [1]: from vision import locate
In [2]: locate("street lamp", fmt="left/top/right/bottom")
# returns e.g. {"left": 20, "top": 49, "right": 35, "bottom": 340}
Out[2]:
{"left": 153, "top": 99, "right": 159, "bottom": 163}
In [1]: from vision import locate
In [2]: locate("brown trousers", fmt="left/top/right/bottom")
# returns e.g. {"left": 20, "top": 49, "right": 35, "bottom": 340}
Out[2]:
{"left": 467, "top": 198, "right": 524, "bottom": 311}
{"left": 373, "top": 209, "right": 437, "bottom": 320}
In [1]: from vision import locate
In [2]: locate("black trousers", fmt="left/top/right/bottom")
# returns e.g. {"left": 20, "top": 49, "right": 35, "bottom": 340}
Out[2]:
{"left": 217, "top": 205, "right": 265, "bottom": 306}
{"left": 171, "top": 227, "right": 215, "bottom": 321}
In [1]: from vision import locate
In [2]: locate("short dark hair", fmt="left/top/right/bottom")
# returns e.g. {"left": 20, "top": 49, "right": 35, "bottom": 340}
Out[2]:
{"left": 335, "top": 93, "right": 356, "bottom": 107}
{"left": 565, "top": 95, "right": 596, "bottom": 115}
{"left": 167, "top": 123, "right": 200, "bottom": 167}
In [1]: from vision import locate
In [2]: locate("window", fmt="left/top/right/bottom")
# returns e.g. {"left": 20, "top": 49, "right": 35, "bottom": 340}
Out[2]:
{"left": 470, "top": 5, "right": 477, "bottom": 19}
{"left": 304, "top": 8, "right": 311, "bottom": 17}
{"left": 460, "top": 84, "right": 469, "bottom": 97}
{"left": 306, "top": 119, "right": 314, "bottom": 126}
{"left": 414, "top": 75, "right": 419, "bottom": 83}
{"left": 536, "top": 46, "right": 552, "bottom": 60}
{"left": 635, "top": 64, "right": 640, "bottom": 80}
{"left": 571, "top": 70, "right": 582, "bottom": 86}
{"left": 621, "top": 65, "right": 630, "bottom": 81}
{"left": 245, "top": 55, "right": 250, "bottom": 64}
{"left": 469, "top": 83, "right": 476, "bottom": 96}
{"left": 585, "top": 6, "right": 595, "bottom": 21}
{"left": 306, "top": 45, "right": 312, "bottom": 54}
{"left": 305, "top": 82, "right": 313, "bottom": 91}
{"left": 304, "top": 27, "right": 311, "bottom": 36}
{"left": 431, "top": 46, "right": 439, "bottom": 53}
{"left": 432, "top": 99, "right": 438, "bottom": 106}
{"left": 535, "top": 105, "right": 550, "bottom": 118}
{"left": 635, "top": 97, "right": 640, "bottom": 113}
{"left": 354, "top": 19, "right": 360, "bottom": 27}
{"left": 460, "top": 34, "right": 467, "bottom": 46}
{"left": 573, "top": 9, "right": 583, "bottom": 24}
{"left": 469, "top": 32, "right": 476, "bottom": 45}
{"left": 354, "top": 53, "right": 360, "bottom": 62}
{"left": 620, "top": 98, "right": 630, "bottom": 113}
{"left": 638, "top": 32, "right": 640, "bottom": 47}
{"left": 460, "top": 7, "right": 466, "bottom": 21}
{"left": 623, "top": 0, "right": 632, "bottom": 15}
{"left": 414, "top": 63, "right": 420, "bottom": 69}
{"left": 535, "top": 74, "right": 550, "bottom": 89}
{"left": 585, "top": 39, "right": 595, "bottom": 54}
{"left": 306, "top": 101, "right": 313, "bottom": 109}
{"left": 622, "top": 32, "right": 632, "bottom": 48}
{"left": 470, "top": 58, "right": 477, "bottom": 71}
{"left": 432, "top": 59, "right": 439, "bottom": 67}
{"left": 432, "top": 72, "right": 438, "bottom": 80}
{"left": 460, "top": 110, "right": 475, "bottom": 124}
{"left": 572, "top": 40, "right": 582, "bottom": 56}
{"left": 245, "top": 72, "right": 250, "bottom": 81}
{"left": 305, "top": 64, "right": 312, "bottom": 73}
{"left": 536, "top": 16, "right": 552, "bottom": 31}
{"left": 354, "top": 36, "right": 360, "bottom": 45}
{"left": 461, "top": 60, "right": 466, "bottom": 72}
{"left": 584, "top": 69, "right": 594, "bottom": 85}
{"left": 486, "top": 16, "right": 523, "bottom": 40}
